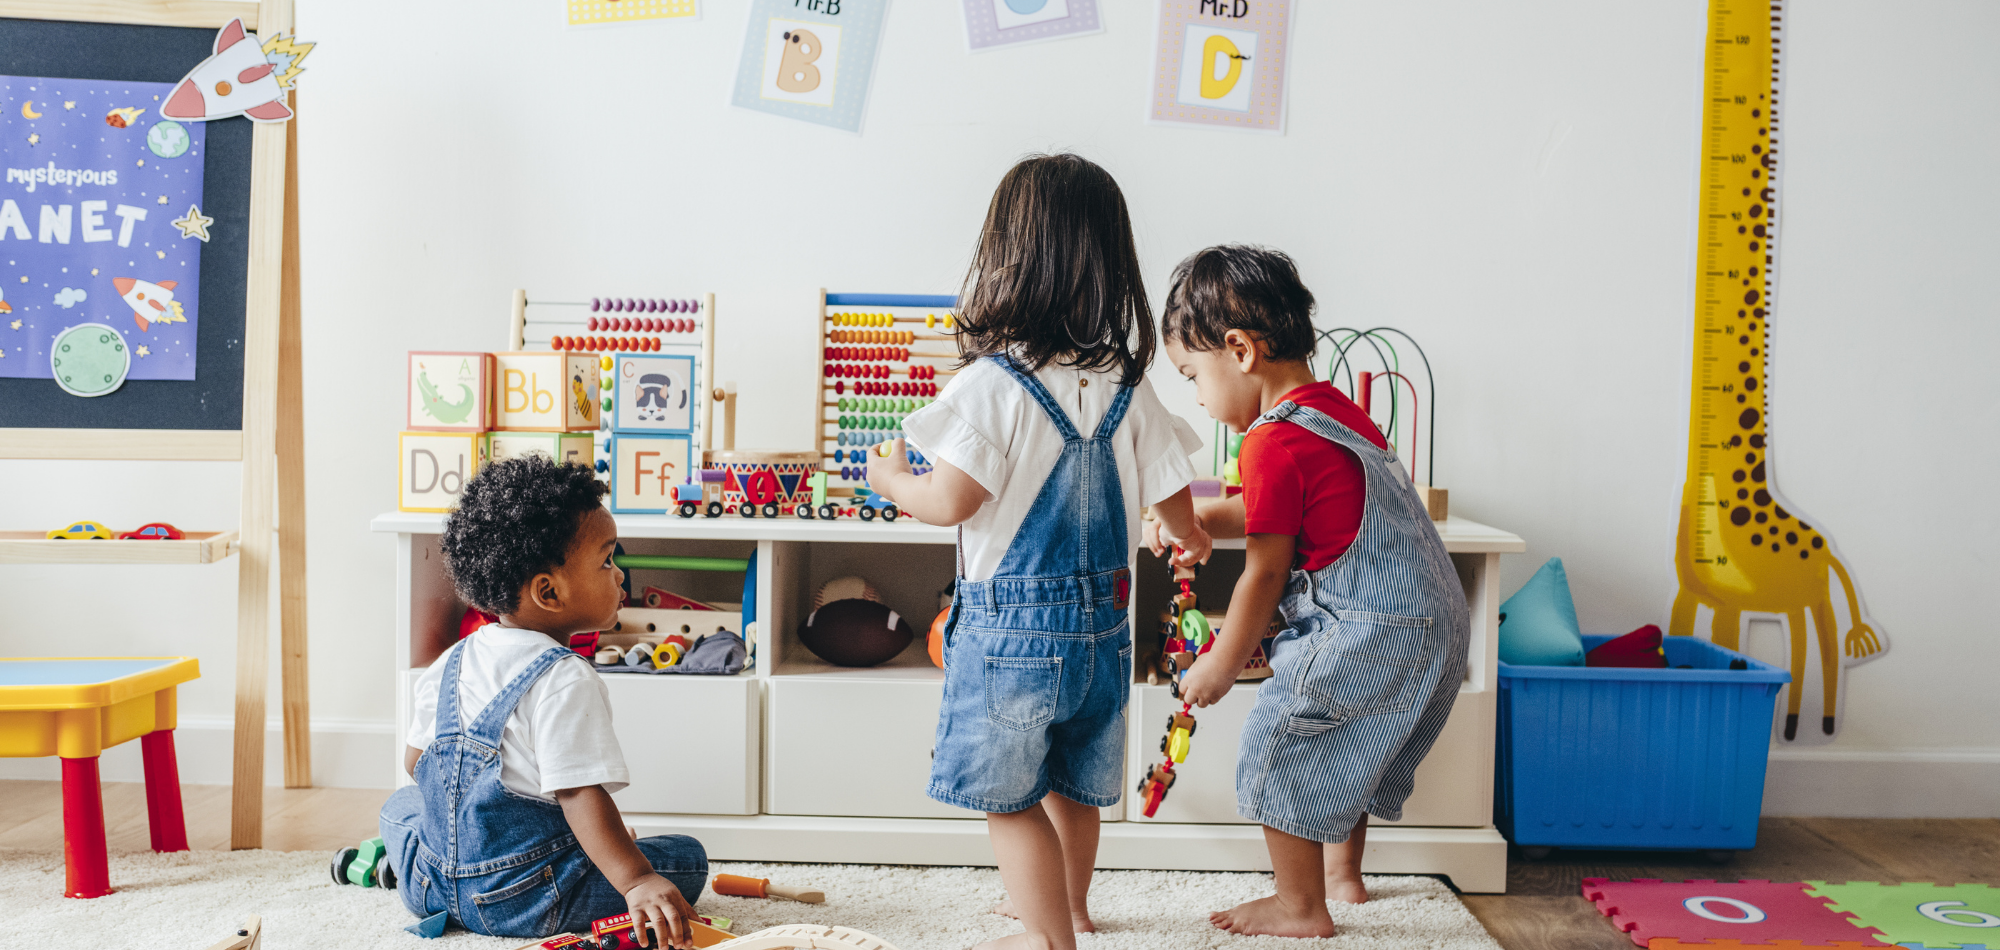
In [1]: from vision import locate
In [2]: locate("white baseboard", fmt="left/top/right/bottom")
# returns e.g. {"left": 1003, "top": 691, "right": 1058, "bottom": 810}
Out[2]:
{"left": 0, "top": 716, "right": 401, "bottom": 789}
{"left": 1764, "top": 748, "right": 2000, "bottom": 817}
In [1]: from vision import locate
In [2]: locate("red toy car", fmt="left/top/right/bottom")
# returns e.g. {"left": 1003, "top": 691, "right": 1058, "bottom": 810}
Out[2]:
{"left": 118, "top": 522, "right": 184, "bottom": 540}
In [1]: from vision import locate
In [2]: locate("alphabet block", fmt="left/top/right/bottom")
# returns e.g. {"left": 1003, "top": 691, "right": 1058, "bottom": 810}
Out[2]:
{"left": 611, "top": 353, "right": 697, "bottom": 435}
{"left": 487, "top": 431, "right": 596, "bottom": 469}
{"left": 406, "top": 351, "right": 493, "bottom": 431}
{"left": 492, "top": 351, "right": 600, "bottom": 431}
{"left": 609, "top": 433, "right": 694, "bottom": 514}
{"left": 399, "top": 431, "right": 489, "bottom": 512}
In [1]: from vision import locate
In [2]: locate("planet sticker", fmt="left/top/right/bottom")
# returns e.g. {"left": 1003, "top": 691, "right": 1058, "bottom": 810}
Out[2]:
{"left": 146, "top": 120, "right": 191, "bottom": 158}
{"left": 50, "top": 322, "right": 131, "bottom": 397}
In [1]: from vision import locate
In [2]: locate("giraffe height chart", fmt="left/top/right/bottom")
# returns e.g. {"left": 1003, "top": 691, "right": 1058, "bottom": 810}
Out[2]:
{"left": 1671, "top": 0, "right": 1883, "bottom": 743}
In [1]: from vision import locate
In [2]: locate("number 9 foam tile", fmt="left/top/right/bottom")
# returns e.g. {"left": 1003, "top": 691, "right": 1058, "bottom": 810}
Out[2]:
{"left": 1582, "top": 878, "right": 1895, "bottom": 947}
{"left": 1805, "top": 883, "right": 2000, "bottom": 949}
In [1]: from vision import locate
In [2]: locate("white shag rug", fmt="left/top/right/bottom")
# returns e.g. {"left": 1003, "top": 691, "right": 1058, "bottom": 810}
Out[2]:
{"left": 0, "top": 849, "right": 1500, "bottom": 950}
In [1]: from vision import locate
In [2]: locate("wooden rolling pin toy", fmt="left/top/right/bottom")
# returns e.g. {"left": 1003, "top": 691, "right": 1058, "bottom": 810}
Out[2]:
{"left": 713, "top": 873, "right": 826, "bottom": 904}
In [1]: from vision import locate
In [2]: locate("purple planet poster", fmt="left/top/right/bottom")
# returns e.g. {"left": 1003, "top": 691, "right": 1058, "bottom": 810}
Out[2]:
{"left": 0, "top": 75, "right": 207, "bottom": 380}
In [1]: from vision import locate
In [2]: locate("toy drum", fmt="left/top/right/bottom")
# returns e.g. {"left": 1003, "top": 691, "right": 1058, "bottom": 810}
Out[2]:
{"left": 704, "top": 450, "right": 819, "bottom": 517}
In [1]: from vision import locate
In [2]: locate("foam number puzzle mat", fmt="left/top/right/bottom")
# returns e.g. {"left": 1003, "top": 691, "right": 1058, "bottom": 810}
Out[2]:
{"left": 1807, "top": 883, "right": 2000, "bottom": 949}
{"left": 1581, "top": 879, "right": 1895, "bottom": 947}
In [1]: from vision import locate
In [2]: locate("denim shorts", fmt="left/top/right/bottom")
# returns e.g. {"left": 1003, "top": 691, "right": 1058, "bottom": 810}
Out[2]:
{"left": 928, "top": 619, "right": 1132, "bottom": 813}
{"left": 1235, "top": 607, "right": 1461, "bottom": 843}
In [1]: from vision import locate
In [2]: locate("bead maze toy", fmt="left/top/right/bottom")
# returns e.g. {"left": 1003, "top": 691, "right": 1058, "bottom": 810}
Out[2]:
{"left": 811, "top": 292, "right": 954, "bottom": 518}
{"left": 1137, "top": 553, "right": 1207, "bottom": 817}
{"left": 1320, "top": 326, "right": 1446, "bottom": 521}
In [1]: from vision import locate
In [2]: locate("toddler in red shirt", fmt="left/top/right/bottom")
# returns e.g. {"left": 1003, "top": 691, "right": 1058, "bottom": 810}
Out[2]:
{"left": 1151, "top": 246, "right": 1469, "bottom": 939}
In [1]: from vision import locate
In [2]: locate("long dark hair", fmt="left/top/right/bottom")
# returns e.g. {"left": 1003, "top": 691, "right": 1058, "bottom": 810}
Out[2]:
{"left": 954, "top": 153, "right": 1155, "bottom": 386}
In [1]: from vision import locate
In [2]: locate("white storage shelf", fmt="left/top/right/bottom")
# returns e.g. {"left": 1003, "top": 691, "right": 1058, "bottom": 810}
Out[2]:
{"left": 372, "top": 510, "right": 1522, "bottom": 893}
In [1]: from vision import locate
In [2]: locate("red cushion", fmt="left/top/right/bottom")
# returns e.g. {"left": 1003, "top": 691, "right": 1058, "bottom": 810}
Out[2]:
{"left": 1586, "top": 624, "right": 1666, "bottom": 668}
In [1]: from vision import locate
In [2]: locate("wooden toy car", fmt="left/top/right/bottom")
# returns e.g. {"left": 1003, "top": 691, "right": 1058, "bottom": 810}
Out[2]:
{"left": 672, "top": 471, "right": 727, "bottom": 518}
{"left": 794, "top": 472, "right": 842, "bottom": 521}
{"left": 854, "top": 491, "right": 899, "bottom": 522}
{"left": 46, "top": 520, "right": 113, "bottom": 540}
{"left": 592, "top": 912, "right": 734, "bottom": 950}
{"left": 118, "top": 522, "right": 185, "bottom": 540}
{"left": 329, "top": 835, "right": 393, "bottom": 889}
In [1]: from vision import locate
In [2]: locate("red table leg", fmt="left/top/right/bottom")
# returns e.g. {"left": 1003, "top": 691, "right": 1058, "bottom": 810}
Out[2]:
{"left": 60, "top": 756, "right": 112, "bottom": 898}
{"left": 141, "top": 729, "right": 189, "bottom": 853}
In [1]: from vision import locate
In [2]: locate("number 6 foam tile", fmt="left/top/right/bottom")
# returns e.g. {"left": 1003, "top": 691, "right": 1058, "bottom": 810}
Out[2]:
{"left": 1805, "top": 882, "right": 2000, "bottom": 949}
{"left": 1582, "top": 879, "right": 1895, "bottom": 947}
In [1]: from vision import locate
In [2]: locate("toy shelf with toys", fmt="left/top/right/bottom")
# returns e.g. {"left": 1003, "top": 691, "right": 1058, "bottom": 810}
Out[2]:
{"left": 374, "top": 289, "right": 1524, "bottom": 892}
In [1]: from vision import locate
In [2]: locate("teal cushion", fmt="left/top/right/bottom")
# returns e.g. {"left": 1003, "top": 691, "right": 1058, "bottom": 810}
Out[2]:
{"left": 1498, "top": 557, "right": 1585, "bottom": 666}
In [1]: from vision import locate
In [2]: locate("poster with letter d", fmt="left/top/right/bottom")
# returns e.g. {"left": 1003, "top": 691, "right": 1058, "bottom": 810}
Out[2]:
{"left": 1148, "top": 0, "right": 1293, "bottom": 134}
{"left": 732, "top": 0, "right": 889, "bottom": 133}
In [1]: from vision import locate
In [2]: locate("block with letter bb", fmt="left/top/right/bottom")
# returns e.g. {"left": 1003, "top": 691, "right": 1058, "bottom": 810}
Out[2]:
{"left": 487, "top": 431, "right": 595, "bottom": 469}
{"left": 608, "top": 433, "right": 694, "bottom": 514}
{"left": 400, "top": 431, "right": 489, "bottom": 512}
{"left": 492, "top": 351, "right": 599, "bottom": 431}
{"left": 406, "top": 351, "right": 493, "bottom": 431}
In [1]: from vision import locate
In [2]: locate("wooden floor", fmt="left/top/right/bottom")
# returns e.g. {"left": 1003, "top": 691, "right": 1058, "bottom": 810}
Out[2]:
{"left": 5, "top": 780, "right": 1995, "bottom": 949}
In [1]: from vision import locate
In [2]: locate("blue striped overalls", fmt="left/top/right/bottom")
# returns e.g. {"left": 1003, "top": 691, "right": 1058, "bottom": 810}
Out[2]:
{"left": 1234, "top": 401, "right": 1469, "bottom": 842}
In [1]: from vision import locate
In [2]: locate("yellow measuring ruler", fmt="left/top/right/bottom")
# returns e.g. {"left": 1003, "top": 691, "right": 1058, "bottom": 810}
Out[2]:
{"left": 1670, "top": 0, "right": 1882, "bottom": 742}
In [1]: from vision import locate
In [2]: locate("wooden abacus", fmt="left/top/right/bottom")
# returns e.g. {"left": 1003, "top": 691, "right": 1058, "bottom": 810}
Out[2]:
{"left": 812, "top": 292, "right": 961, "bottom": 493}
{"left": 508, "top": 289, "right": 719, "bottom": 454}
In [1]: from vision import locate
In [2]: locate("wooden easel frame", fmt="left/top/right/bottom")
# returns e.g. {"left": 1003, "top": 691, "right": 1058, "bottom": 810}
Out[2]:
{"left": 0, "top": 0, "right": 306, "bottom": 849}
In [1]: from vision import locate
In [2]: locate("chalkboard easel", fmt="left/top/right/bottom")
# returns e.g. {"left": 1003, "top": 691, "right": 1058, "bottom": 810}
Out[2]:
{"left": 0, "top": 0, "right": 307, "bottom": 851}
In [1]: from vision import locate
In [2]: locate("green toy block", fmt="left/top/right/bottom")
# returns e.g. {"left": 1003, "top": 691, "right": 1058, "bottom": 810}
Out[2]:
{"left": 347, "top": 836, "right": 387, "bottom": 887}
{"left": 1806, "top": 882, "right": 2000, "bottom": 949}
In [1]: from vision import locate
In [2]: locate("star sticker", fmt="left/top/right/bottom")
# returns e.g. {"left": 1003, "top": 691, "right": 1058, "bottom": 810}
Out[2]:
{"left": 157, "top": 194, "right": 170, "bottom": 205}
{"left": 63, "top": 101, "right": 74, "bottom": 110}
{"left": 171, "top": 204, "right": 214, "bottom": 242}
{"left": 135, "top": 345, "right": 149, "bottom": 357}
{"left": 9, "top": 320, "right": 19, "bottom": 330}
{"left": 156, "top": 250, "right": 166, "bottom": 259}
{"left": 26, "top": 133, "right": 37, "bottom": 145}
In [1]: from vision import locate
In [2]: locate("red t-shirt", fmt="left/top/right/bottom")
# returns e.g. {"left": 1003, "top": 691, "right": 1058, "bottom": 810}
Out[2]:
{"left": 1240, "top": 382, "right": 1389, "bottom": 571}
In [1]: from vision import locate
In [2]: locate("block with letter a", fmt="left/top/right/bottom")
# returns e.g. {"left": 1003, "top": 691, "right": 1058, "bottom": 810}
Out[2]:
{"left": 609, "top": 434, "right": 694, "bottom": 514}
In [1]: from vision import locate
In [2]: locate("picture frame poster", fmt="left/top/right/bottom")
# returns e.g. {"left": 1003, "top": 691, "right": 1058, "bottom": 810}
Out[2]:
{"left": 962, "top": 0, "right": 1103, "bottom": 52}
{"left": 1148, "top": 0, "right": 1293, "bottom": 134}
{"left": 732, "top": 0, "right": 889, "bottom": 133}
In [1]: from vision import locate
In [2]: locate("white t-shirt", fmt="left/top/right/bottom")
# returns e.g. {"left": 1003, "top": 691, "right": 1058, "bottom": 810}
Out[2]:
{"left": 406, "top": 624, "right": 630, "bottom": 801}
{"left": 903, "top": 357, "right": 1202, "bottom": 582}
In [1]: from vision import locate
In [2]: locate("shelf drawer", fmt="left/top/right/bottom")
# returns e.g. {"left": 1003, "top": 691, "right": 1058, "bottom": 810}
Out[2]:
{"left": 764, "top": 675, "right": 969, "bottom": 820}
{"left": 605, "top": 674, "right": 761, "bottom": 816}
{"left": 1126, "top": 684, "right": 1492, "bottom": 827}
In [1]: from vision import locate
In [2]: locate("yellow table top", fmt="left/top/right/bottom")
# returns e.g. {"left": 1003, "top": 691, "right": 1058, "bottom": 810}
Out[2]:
{"left": 0, "top": 658, "right": 200, "bottom": 711}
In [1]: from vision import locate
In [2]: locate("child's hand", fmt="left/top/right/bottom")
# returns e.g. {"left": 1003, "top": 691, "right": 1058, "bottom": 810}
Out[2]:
{"left": 865, "top": 438, "right": 913, "bottom": 498}
{"left": 1158, "top": 516, "right": 1213, "bottom": 567}
{"left": 1178, "top": 652, "right": 1238, "bottom": 708}
{"left": 1144, "top": 516, "right": 1166, "bottom": 558}
{"left": 622, "top": 873, "right": 696, "bottom": 948}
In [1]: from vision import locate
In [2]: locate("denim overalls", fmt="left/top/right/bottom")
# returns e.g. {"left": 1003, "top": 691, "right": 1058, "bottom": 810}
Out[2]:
{"left": 380, "top": 642, "right": 708, "bottom": 937}
{"left": 927, "top": 356, "right": 1135, "bottom": 814}
{"left": 1234, "top": 401, "right": 1469, "bottom": 843}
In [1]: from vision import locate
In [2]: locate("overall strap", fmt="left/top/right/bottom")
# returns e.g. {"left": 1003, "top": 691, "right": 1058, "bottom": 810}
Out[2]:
{"left": 991, "top": 355, "right": 1080, "bottom": 441}
{"left": 1090, "top": 381, "right": 1135, "bottom": 442}
{"left": 434, "top": 640, "right": 470, "bottom": 738}
{"left": 465, "top": 647, "right": 574, "bottom": 745}
{"left": 1248, "top": 400, "right": 1397, "bottom": 461}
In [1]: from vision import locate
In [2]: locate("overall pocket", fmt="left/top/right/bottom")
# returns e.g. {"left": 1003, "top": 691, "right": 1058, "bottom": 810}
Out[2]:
{"left": 1296, "top": 609, "right": 1433, "bottom": 723}
{"left": 471, "top": 864, "right": 560, "bottom": 937}
{"left": 984, "top": 656, "right": 1062, "bottom": 731}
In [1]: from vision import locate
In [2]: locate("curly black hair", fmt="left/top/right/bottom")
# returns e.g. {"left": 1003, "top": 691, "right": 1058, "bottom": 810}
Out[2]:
{"left": 1162, "top": 245, "right": 1318, "bottom": 362}
{"left": 441, "top": 455, "right": 609, "bottom": 615}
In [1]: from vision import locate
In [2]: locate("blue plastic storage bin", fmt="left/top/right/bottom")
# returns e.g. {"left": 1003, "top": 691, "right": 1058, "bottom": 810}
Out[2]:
{"left": 1495, "top": 635, "right": 1790, "bottom": 854}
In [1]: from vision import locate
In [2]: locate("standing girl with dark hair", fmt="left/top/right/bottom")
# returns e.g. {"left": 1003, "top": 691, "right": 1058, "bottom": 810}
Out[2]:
{"left": 868, "top": 153, "right": 1210, "bottom": 950}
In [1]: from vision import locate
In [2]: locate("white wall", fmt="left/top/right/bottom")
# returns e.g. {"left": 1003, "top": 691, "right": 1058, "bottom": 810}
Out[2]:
{"left": 3, "top": 0, "right": 1994, "bottom": 815}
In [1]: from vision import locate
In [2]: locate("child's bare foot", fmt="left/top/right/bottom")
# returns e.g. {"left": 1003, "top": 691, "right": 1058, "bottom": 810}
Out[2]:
{"left": 992, "top": 899, "right": 1097, "bottom": 933}
{"left": 1325, "top": 877, "right": 1369, "bottom": 904}
{"left": 969, "top": 932, "right": 1062, "bottom": 950}
{"left": 1209, "top": 895, "right": 1337, "bottom": 938}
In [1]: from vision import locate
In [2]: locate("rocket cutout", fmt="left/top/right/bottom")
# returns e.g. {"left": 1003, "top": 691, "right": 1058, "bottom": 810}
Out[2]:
{"left": 115, "top": 277, "right": 184, "bottom": 332}
{"left": 161, "top": 18, "right": 312, "bottom": 123}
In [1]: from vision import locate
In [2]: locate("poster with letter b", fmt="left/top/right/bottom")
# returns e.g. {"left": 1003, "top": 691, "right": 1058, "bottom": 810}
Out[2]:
{"left": 1148, "top": 0, "right": 1292, "bottom": 133}
{"left": 732, "top": 0, "right": 887, "bottom": 132}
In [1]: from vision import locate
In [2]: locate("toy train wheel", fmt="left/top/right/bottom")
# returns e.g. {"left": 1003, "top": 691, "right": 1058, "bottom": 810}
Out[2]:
{"left": 819, "top": 504, "right": 839, "bottom": 520}
{"left": 706, "top": 502, "right": 724, "bottom": 518}
{"left": 798, "top": 504, "right": 815, "bottom": 520}
{"left": 858, "top": 506, "right": 877, "bottom": 522}
{"left": 330, "top": 847, "right": 358, "bottom": 885}
{"left": 740, "top": 502, "right": 758, "bottom": 518}
{"left": 762, "top": 503, "right": 780, "bottom": 518}
{"left": 677, "top": 503, "right": 698, "bottom": 519}
{"left": 882, "top": 506, "right": 899, "bottom": 522}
